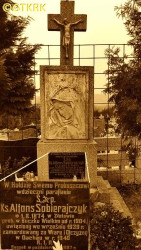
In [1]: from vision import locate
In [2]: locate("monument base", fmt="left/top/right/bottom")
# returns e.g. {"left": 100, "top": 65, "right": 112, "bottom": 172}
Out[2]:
{"left": 37, "top": 140, "right": 97, "bottom": 186}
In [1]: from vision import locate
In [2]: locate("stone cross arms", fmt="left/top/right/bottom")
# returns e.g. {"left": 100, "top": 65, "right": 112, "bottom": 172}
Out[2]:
{"left": 48, "top": 1, "right": 87, "bottom": 66}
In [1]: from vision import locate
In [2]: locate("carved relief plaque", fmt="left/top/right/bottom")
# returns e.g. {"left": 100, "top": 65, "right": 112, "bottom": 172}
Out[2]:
{"left": 44, "top": 71, "right": 88, "bottom": 139}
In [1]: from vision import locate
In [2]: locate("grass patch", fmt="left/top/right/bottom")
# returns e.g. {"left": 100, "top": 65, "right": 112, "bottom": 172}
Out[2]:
{"left": 117, "top": 184, "right": 141, "bottom": 222}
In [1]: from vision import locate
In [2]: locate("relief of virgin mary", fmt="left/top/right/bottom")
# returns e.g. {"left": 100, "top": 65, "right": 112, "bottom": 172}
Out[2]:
{"left": 48, "top": 87, "right": 86, "bottom": 139}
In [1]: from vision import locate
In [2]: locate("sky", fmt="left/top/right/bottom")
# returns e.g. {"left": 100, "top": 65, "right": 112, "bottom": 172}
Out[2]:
{"left": 13, "top": 0, "right": 129, "bottom": 45}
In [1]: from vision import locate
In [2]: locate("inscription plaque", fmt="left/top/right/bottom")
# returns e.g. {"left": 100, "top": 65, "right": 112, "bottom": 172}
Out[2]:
{"left": 0, "top": 181, "right": 89, "bottom": 250}
{"left": 49, "top": 152, "right": 85, "bottom": 179}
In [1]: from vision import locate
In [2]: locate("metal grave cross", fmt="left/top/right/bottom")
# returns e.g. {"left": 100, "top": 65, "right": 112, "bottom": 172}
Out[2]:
{"left": 48, "top": 1, "right": 87, "bottom": 66}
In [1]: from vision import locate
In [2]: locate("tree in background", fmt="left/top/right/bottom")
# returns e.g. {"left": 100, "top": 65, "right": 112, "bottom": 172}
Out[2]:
{"left": 105, "top": 0, "right": 141, "bottom": 139}
{"left": 0, "top": 105, "right": 40, "bottom": 130}
{"left": 0, "top": 0, "right": 40, "bottom": 116}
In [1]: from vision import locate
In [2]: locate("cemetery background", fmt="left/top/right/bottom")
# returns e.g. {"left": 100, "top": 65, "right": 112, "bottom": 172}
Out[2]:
{"left": 0, "top": 43, "right": 140, "bottom": 186}
{"left": 1, "top": 42, "right": 141, "bottom": 250}
{"left": 0, "top": 0, "right": 140, "bottom": 184}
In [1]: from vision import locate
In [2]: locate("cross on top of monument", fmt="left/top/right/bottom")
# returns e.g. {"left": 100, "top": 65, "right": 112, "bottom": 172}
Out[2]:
{"left": 48, "top": 1, "right": 87, "bottom": 66}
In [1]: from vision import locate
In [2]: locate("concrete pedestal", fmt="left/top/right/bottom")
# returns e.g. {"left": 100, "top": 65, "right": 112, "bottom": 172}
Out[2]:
{"left": 37, "top": 140, "right": 97, "bottom": 187}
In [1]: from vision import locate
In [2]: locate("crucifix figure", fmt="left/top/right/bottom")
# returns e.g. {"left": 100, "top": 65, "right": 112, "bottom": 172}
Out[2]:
{"left": 53, "top": 18, "right": 83, "bottom": 58}
{"left": 48, "top": 1, "right": 87, "bottom": 66}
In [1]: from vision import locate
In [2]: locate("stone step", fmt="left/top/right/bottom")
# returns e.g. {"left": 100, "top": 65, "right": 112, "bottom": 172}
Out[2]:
{"left": 96, "top": 177, "right": 133, "bottom": 220}
{"left": 109, "top": 187, "right": 133, "bottom": 218}
{"left": 97, "top": 176, "right": 110, "bottom": 189}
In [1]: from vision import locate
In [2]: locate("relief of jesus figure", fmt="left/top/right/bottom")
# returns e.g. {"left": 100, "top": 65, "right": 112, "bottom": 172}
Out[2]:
{"left": 53, "top": 18, "right": 82, "bottom": 58}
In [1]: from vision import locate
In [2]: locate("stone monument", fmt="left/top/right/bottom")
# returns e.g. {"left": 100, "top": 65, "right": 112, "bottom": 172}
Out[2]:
{"left": 1, "top": 2, "right": 132, "bottom": 250}
{"left": 37, "top": 0, "right": 97, "bottom": 186}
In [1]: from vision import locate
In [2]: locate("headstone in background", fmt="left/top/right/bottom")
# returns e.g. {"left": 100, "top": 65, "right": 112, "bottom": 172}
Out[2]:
{"left": 8, "top": 128, "right": 37, "bottom": 140}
